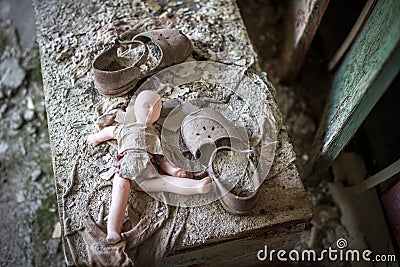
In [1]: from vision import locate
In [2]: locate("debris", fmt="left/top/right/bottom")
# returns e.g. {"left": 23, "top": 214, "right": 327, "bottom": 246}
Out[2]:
{"left": 169, "top": 86, "right": 189, "bottom": 99}
{"left": 0, "top": 58, "right": 26, "bottom": 89}
{"left": 46, "top": 238, "right": 61, "bottom": 254}
{"left": 0, "top": 142, "right": 9, "bottom": 156}
{"left": 16, "top": 191, "right": 25, "bottom": 203}
{"left": 40, "top": 143, "right": 51, "bottom": 150}
{"left": 10, "top": 112, "right": 24, "bottom": 130}
{"left": 26, "top": 96, "right": 35, "bottom": 110}
{"left": 0, "top": 103, "right": 7, "bottom": 115}
{"left": 100, "top": 168, "right": 115, "bottom": 180}
{"left": 24, "top": 236, "right": 31, "bottom": 244}
{"left": 26, "top": 124, "right": 37, "bottom": 134}
{"left": 23, "top": 109, "right": 35, "bottom": 121}
{"left": 234, "top": 58, "right": 246, "bottom": 66}
{"left": 52, "top": 222, "right": 62, "bottom": 238}
{"left": 31, "top": 169, "right": 42, "bottom": 181}
{"left": 148, "top": 1, "right": 162, "bottom": 12}
{"left": 71, "top": 57, "right": 91, "bottom": 80}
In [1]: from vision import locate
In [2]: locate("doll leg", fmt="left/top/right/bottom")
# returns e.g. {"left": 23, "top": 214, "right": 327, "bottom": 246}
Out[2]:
{"left": 138, "top": 175, "right": 211, "bottom": 195}
{"left": 107, "top": 173, "right": 131, "bottom": 244}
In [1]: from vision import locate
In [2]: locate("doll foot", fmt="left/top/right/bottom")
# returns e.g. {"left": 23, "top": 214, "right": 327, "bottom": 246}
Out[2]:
{"left": 192, "top": 169, "right": 208, "bottom": 179}
{"left": 106, "top": 231, "right": 121, "bottom": 244}
{"left": 174, "top": 169, "right": 188, "bottom": 178}
{"left": 166, "top": 165, "right": 188, "bottom": 178}
{"left": 159, "top": 158, "right": 189, "bottom": 177}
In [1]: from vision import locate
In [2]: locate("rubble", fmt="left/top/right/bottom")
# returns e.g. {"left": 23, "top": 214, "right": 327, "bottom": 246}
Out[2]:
{"left": 23, "top": 109, "right": 35, "bottom": 121}
{"left": 0, "top": 18, "right": 64, "bottom": 267}
{"left": 0, "top": 141, "right": 8, "bottom": 156}
{"left": 10, "top": 112, "right": 23, "bottom": 130}
{"left": 0, "top": 58, "right": 26, "bottom": 90}
{"left": 31, "top": 169, "right": 42, "bottom": 181}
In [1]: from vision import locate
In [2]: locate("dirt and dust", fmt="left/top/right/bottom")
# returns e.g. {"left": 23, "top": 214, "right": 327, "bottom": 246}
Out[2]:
{"left": 212, "top": 150, "right": 255, "bottom": 197}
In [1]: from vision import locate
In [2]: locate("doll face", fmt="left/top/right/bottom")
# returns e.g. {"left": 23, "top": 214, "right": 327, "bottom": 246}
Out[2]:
{"left": 134, "top": 91, "right": 162, "bottom": 125}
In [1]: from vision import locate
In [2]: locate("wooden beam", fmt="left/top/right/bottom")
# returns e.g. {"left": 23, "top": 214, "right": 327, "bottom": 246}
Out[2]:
{"left": 279, "top": 0, "right": 330, "bottom": 82}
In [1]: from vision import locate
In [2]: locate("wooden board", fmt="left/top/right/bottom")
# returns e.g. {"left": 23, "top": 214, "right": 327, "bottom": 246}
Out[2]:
{"left": 307, "top": 0, "right": 400, "bottom": 185}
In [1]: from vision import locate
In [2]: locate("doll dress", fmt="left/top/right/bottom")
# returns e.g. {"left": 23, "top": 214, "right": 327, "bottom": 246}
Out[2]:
{"left": 113, "top": 122, "right": 163, "bottom": 182}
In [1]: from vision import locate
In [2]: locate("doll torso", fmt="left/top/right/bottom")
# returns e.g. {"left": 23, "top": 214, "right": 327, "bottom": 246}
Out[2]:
{"left": 114, "top": 123, "right": 163, "bottom": 155}
{"left": 113, "top": 123, "right": 163, "bottom": 180}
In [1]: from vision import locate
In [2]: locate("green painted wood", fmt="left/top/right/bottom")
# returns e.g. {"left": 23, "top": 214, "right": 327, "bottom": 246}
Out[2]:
{"left": 307, "top": 0, "right": 400, "bottom": 185}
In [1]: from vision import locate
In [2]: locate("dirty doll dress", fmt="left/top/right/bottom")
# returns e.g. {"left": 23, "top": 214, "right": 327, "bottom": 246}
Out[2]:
{"left": 113, "top": 122, "right": 163, "bottom": 183}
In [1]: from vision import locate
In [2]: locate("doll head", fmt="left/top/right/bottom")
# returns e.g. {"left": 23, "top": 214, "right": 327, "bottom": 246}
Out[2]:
{"left": 134, "top": 90, "right": 162, "bottom": 126}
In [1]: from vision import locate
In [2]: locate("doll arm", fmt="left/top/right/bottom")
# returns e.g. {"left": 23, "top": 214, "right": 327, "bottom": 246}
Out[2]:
{"left": 87, "top": 126, "right": 117, "bottom": 147}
